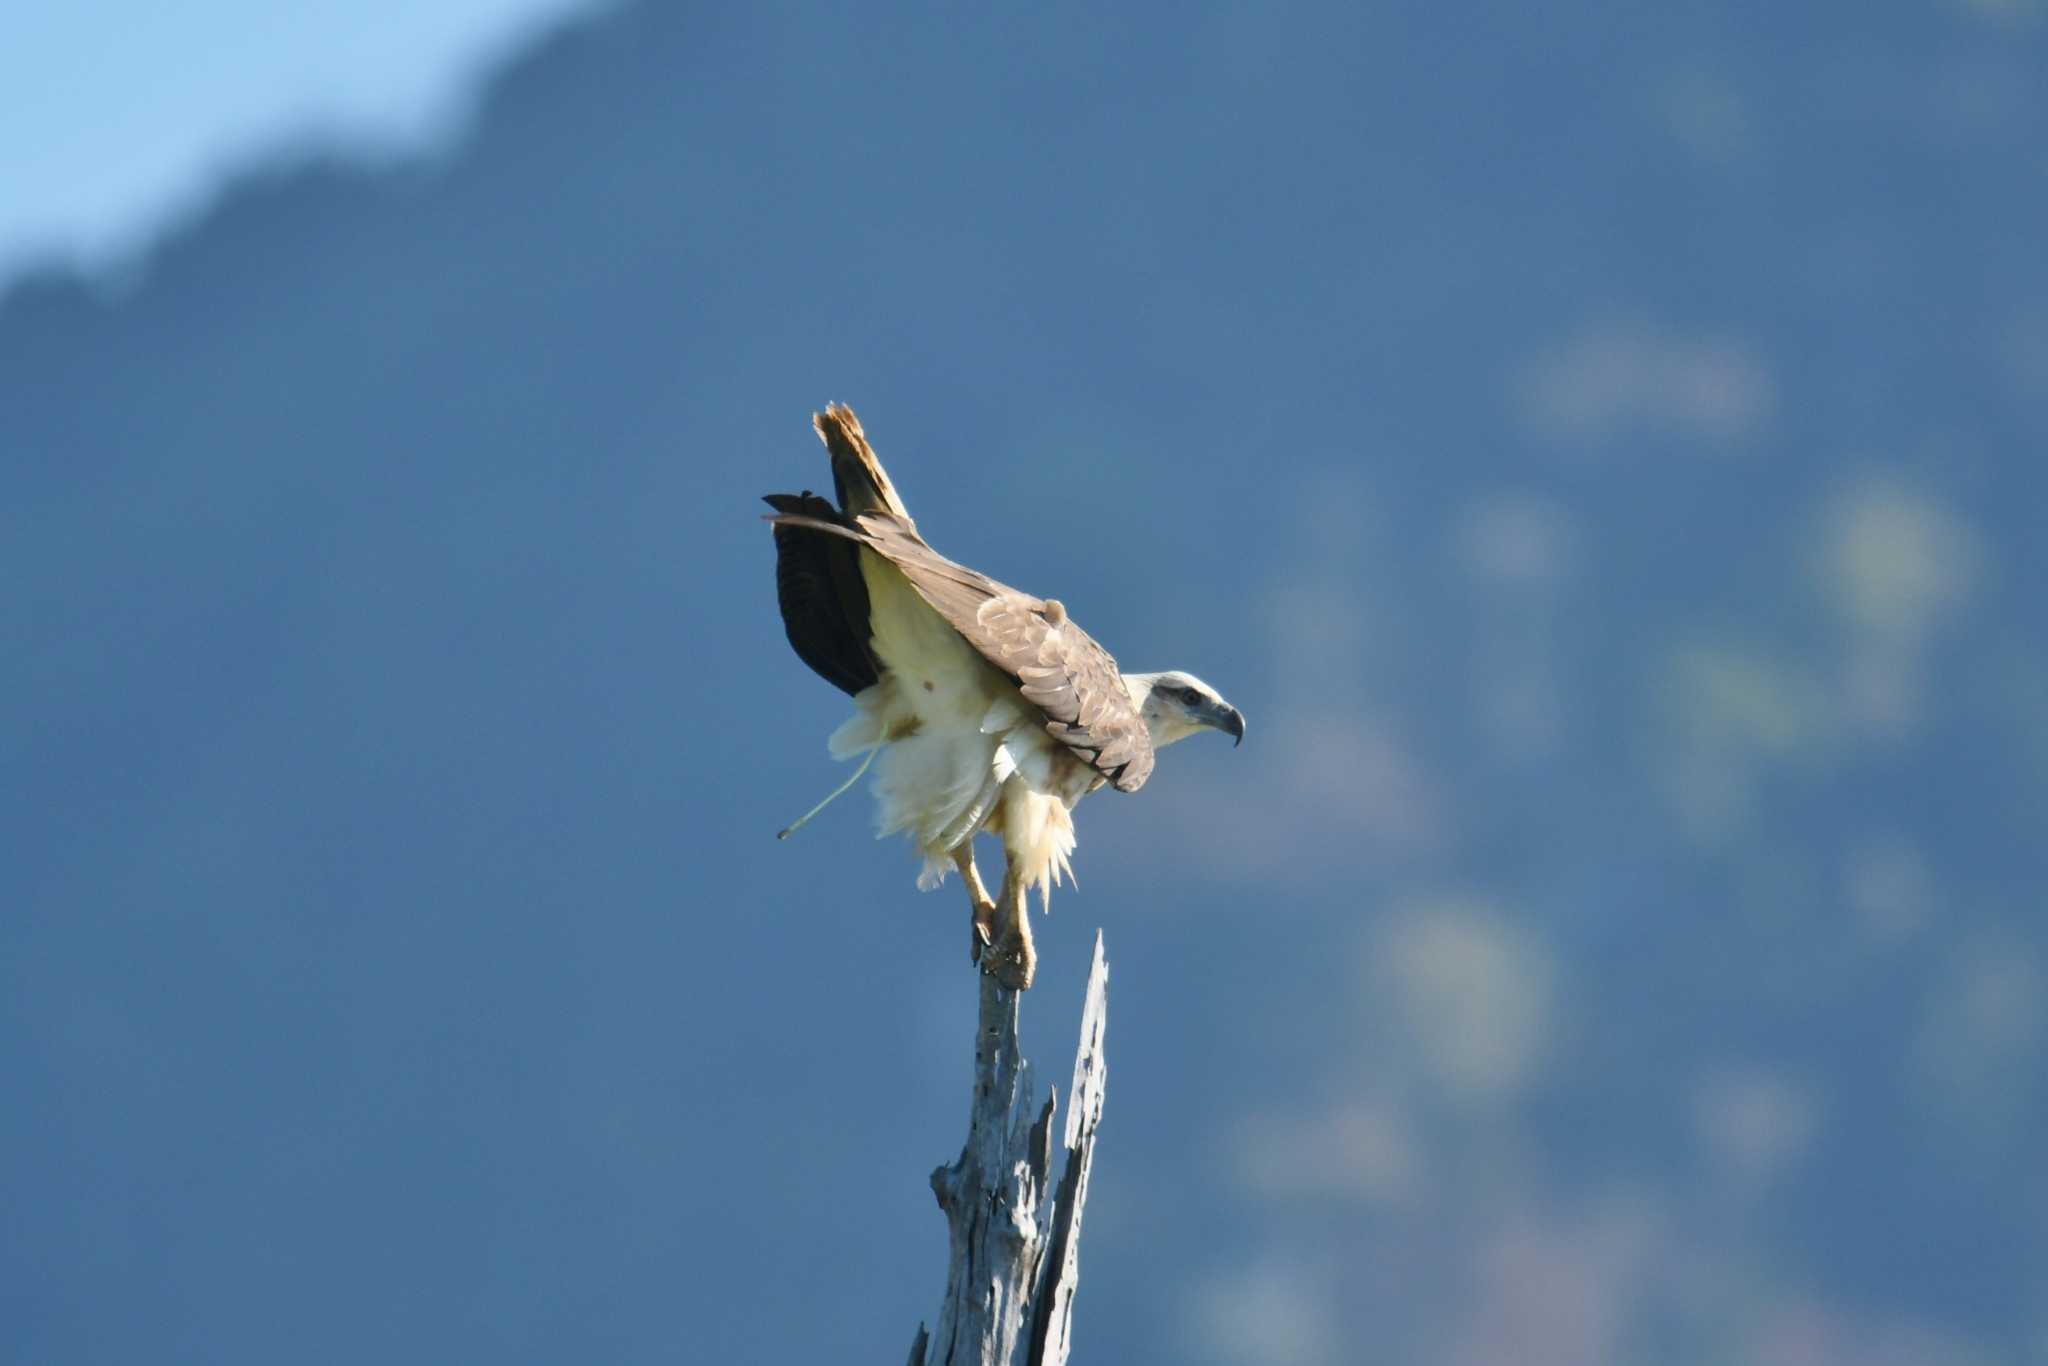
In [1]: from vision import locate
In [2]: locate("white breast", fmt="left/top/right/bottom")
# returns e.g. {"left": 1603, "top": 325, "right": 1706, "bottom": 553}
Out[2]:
{"left": 818, "top": 550, "right": 1094, "bottom": 903}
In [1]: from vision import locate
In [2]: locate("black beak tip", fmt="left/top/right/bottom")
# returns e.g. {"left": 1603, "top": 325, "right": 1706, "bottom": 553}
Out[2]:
{"left": 1227, "top": 708, "right": 1246, "bottom": 747}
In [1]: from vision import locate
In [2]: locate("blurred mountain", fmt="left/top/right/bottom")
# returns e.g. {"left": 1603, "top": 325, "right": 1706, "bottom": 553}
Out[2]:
{"left": 6, "top": 3, "right": 2046, "bottom": 1363}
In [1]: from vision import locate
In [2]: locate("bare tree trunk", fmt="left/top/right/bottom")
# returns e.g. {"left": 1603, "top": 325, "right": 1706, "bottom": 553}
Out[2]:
{"left": 907, "top": 932, "right": 1110, "bottom": 1366}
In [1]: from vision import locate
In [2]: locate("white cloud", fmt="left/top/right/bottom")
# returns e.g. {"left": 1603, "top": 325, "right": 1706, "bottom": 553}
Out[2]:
{"left": 1375, "top": 898, "right": 1555, "bottom": 1102}
{"left": 1234, "top": 1096, "right": 1424, "bottom": 1206}
{"left": 1449, "top": 1197, "right": 1661, "bottom": 1366}
{"left": 1818, "top": 479, "right": 1982, "bottom": 645}
{"left": 1510, "top": 316, "right": 1774, "bottom": 449}
{"left": 1691, "top": 1067, "right": 1821, "bottom": 1186}
{"left": 1452, "top": 494, "right": 1576, "bottom": 588}
{"left": 1184, "top": 1260, "right": 1341, "bottom": 1366}
{"left": 1842, "top": 835, "right": 1935, "bottom": 945}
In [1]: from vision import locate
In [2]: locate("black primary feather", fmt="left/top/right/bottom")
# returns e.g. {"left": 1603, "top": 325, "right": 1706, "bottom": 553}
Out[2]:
{"left": 763, "top": 491, "right": 880, "bottom": 697}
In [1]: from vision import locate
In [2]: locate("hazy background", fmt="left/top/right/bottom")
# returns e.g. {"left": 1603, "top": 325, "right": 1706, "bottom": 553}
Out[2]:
{"left": 7, "top": 2, "right": 2046, "bottom": 1362}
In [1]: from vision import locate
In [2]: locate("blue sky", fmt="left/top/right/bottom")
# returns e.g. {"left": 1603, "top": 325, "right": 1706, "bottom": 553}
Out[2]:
{"left": 1, "top": 0, "right": 592, "bottom": 278}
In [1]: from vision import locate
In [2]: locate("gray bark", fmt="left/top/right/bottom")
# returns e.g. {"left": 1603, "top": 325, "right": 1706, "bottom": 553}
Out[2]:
{"left": 908, "top": 932, "right": 1110, "bottom": 1366}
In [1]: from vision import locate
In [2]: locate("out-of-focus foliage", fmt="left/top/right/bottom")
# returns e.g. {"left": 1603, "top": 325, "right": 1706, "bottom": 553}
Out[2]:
{"left": 5, "top": 3, "right": 2044, "bottom": 1363}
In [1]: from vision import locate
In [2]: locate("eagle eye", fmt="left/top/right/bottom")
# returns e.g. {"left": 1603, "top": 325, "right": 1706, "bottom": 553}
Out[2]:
{"left": 1179, "top": 686, "right": 1203, "bottom": 706}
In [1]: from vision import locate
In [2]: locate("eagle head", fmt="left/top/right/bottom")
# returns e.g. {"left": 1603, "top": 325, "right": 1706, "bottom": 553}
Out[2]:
{"left": 1126, "top": 671, "right": 1246, "bottom": 749}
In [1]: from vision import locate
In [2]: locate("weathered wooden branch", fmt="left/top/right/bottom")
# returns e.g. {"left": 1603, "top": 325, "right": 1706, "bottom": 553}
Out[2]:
{"left": 908, "top": 932, "right": 1110, "bottom": 1366}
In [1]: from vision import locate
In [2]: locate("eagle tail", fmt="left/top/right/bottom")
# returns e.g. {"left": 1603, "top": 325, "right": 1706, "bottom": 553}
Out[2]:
{"left": 814, "top": 403, "right": 911, "bottom": 520}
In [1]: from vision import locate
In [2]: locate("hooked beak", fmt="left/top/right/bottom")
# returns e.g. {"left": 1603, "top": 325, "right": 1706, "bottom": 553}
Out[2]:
{"left": 1211, "top": 702, "right": 1246, "bottom": 747}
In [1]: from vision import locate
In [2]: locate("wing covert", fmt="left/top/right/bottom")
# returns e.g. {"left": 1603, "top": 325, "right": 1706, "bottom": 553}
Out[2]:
{"left": 857, "top": 514, "right": 1155, "bottom": 792}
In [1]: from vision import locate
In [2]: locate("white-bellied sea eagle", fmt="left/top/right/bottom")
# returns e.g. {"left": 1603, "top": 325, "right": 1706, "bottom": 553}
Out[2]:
{"left": 764, "top": 404, "right": 1243, "bottom": 989}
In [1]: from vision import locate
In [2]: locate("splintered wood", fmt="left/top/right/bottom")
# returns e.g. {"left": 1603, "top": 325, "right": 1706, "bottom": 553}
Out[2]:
{"left": 909, "top": 933, "right": 1110, "bottom": 1366}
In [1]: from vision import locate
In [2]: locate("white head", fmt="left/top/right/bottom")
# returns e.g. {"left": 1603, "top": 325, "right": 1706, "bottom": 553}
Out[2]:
{"left": 1124, "top": 671, "right": 1246, "bottom": 749}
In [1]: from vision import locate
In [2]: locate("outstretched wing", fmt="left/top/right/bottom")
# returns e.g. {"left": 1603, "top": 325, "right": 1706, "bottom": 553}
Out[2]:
{"left": 772, "top": 508, "right": 1155, "bottom": 793}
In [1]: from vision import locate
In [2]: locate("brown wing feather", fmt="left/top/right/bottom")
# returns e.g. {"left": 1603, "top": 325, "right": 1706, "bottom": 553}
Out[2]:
{"left": 851, "top": 513, "right": 1155, "bottom": 793}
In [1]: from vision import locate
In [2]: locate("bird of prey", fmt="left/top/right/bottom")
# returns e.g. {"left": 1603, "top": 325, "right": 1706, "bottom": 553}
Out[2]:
{"left": 764, "top": 404, "right": 1244, "bottom": 989}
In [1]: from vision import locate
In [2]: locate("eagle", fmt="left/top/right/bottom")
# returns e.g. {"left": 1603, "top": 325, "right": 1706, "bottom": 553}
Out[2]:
{"left": 764, "top": 404, "right": 1244, "bottom": 989}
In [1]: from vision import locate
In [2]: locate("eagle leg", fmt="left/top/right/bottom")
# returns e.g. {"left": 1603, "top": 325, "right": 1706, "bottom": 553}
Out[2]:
{"left": 983, "top": 858, "right": 1037, "bottom": 992}
{"left": 954, "top": 845, "right": 997, "bottom": 965}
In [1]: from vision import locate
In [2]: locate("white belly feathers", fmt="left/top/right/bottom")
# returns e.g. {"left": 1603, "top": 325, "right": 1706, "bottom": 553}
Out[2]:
{"left": 825, "top": 550, "right": 1080, "bottom": 904}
